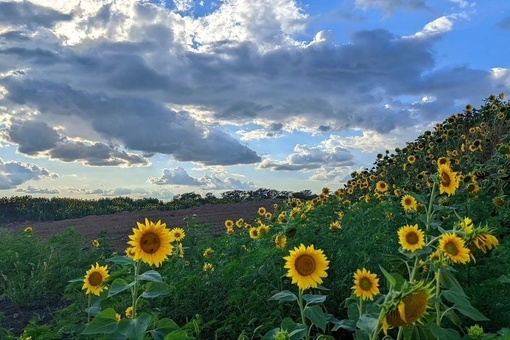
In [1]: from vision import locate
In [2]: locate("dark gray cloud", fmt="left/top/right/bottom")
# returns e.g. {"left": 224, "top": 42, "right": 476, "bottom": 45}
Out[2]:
{"left": 355, "top": 0, "right": 429, "bottom": 15}
{"left": 0, "top": 158, "right": 58, "bottom": 190}
{"left": 6, "top": 120, "right": 60, "bottom": 155}
{"left": 0, "top": 1, "right": 72, "bottom": 30}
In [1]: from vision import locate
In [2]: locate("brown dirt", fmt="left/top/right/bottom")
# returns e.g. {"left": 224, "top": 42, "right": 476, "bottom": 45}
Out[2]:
{"left": 0, "top": 199, "right": 281, "bottom": 336}
{"left": 3, "top": 199, "right": 281, "bottom": 252}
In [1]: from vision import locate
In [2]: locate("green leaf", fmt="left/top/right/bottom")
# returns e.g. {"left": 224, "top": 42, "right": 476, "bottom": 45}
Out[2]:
{"left": 81, "top": 308, "right": 119, "bottom": 335}
{"left": 439, "top": 270, "right": 466, "bottom": 296}
{"left": 140, "top": 281, "right": 172, "bottom": 298}
{"left": 497, "top": 275, "right": 510, "bottom": 283}
{"left": 304, "top": 305, "right": 327, "bottom": 332}
{"left": 136, "top": 269, "right": 163, "bottom": 282}
{"left": 288, "top": 324, "right": 307, "bottom": 340}
{"left": 269, "top": 290, "right": 298, "bottom": 302}
{"left": 261, "top": 328, "right": 279, "bottom": 340}
{"left": 108, "top": 278, "right": 136, "bottom": 298}
{"left": 302, "top": 294, "right": 327, "bottom": 305}
{"left": 108, "top": 256, "right": 134, "bottom": 266}
{"left": 379, "top": 265, "right": 396, "bottom": 288}
{"left": 68, "top": 277, "right": 84, "bottom": 283}
{"left": 356, "top": 314, "right": 379, "bottom": 335}
{"left": 429, "top": 323, "right": 461, "bottom": 340}
{"left": 150, "top": 319, "right": 182, "bottom": 340}
{"left": 442, "top": 290, "right": 489, "bottom": 321}
{"left": 163, "top": 330, "right": 195, "bottom": 340}
{"left": 331, "top": 319, "right": 356, "bottom": 332}
{"left": 118, "top": 312, "right": 151, "bottom": 340}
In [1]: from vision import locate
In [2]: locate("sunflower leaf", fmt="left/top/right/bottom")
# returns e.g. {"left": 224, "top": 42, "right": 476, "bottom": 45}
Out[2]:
{"left": 442, "top": 290, "right": 489, "bottom": 321}
{"left": 302, "top": 294, "right": 326, "bottom": 305}
{"left": 108, "top": 278, "right": 136, "bottom": 298}
{"left": 118, "top": 312, "right": 151, "bottom": 340}
{"left": 108, "top": 256, "right": 134, "bottom": 266}
{"left": 140, "top": 281, "right": 172, "bottom": 298}
{"left": 304, "top": 305, "right": 327, "bottom": 332}
{"left": 81, "top": 308, "right": 119, "bottom": 334}
{"left": 498, "top": 274, "right": 510, "bottom": 283}
{"left": 429, "top": 323, "right": 461, "bottom": 340}
{"left": 137, "top": 270, "right": 163, "bottom": 282}
{"left": 269, "top": 290, "right": 298, "bottom": 302}
{"left": 356, "top": 313, "right": 379, "bottom": 335}
{"left": 378, "top": 265, "right": 396, "bottom": 288}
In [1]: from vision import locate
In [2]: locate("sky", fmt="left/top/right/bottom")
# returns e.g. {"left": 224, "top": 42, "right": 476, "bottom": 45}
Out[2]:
{"left": 0, "top": 0, "right": 509, "bottom": 201}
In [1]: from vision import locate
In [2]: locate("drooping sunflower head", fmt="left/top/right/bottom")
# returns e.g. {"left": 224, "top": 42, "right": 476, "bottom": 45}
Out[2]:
{"left": 203, "top": 247, "right": 214, "bottom": 257}
{"left": 170, "top": 227, "right": 186, "bottom": 242}
{"left": 125, "top": 306, "right": 133, "bottom": 319}
{"left": 468, "top": 225, "right": 499, "bottom": 258}
{"left": 438, "top": 164, "right": 460, "bottom": 196}
{"left": 398, "top": 224, "right": 425, "bottom": 252}
{"left": 351, "top": 268, "right": 380, "bottom": 301}
{"left": 127, "top": 218, "right": 174, "bottom": 267}
{"left": 439, "top": 233, "right": 470, "bottom": 264}
{"left": 284, "top": 244, "right": 329, "bottom": 291}
{"left": 375, "top": 180, "right": 389, "bottom": 193}
{"left": 383, "top": 281, "right": 433, "bottom": 334}
{"left": 24, "top": 226, "right": 33, "bottom": 237}
{"left": 401, "top": 194, "right": 418, "bottom": 212}
{"left": 82, "top": 262, "right": 109, "bottom": 296}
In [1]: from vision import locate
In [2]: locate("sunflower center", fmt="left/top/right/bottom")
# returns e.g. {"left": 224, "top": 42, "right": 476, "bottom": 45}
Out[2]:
{"left": 360, "top": 277, "right": 372, "bottom": 291}
{"left": 406, "top": 232, "right": 419, "bottom": 245}
{"left": 175, "top": 232, "right": 181, "bottom": 238}
{"left": 140, "top": 232, "right": 161, "bottom": 254}
{"left": 441, "top": 172, "right": 451, "bottom": 186}
{"left": 445, "top": 241, "right": 458, "bottom": 255}
{"left": 88, "top": 272, "right": 103, "bottom": 286}
{"left": 295, "top": 254, "right": 316, "bottom": 276}
{"left": 404, "top": 198, "right": 412, "bottom": 206}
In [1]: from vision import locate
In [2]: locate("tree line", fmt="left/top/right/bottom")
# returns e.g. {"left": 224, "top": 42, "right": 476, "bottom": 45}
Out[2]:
{"left": 0, "top": 188, "right": 317, "bottom": 224}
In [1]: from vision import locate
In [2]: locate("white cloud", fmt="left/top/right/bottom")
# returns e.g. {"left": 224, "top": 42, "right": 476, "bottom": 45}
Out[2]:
{"left": 405, "top": 16, "right": 454, "bottom": 39}
{"left": 15, "top": 184, "right": 60, "bottom": 194}
{"left": 148, "top": 167, "right": 256, "bottom": 190}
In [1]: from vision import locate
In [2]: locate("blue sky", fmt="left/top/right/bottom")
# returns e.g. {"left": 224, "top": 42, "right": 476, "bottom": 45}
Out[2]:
{"left": 0, "top": 0, "right": 509, "bottom": 200}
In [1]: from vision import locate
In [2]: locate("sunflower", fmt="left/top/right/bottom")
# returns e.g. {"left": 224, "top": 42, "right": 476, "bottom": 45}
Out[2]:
{"left": 401, "top": 194, "right": 418, "bottom": 212}
{"left": 439, "top": 233, "right": 470, "bottom": 264}
{"left": 438, "top": 164, "right": 460, "bottom": 196}
{"left": 125, "top": 306, "right": 133, "bottom": 319}
{"left": 125, "top": 247, "right": 136, "bottom": 259}
{"left": 224, "top": 220, "right": 234, "bottom": 229}
{"left": 284, "top": 244, "right": 329, "bottom": 290}
{"left": 398, "top": 225, "right": 425, "bottom": 252}
{"left": 437, "top": 157, "right": 450, "bottom": 166}
{"left": 127, "top": 218, "right": 174, "bottom": 267}
{"left": 203, "top": 247, "right": 214, "bottom": 257}
{"left": 383, "top": 282, "right": 433, "bottom": 335}
{"left": 459, "top": 217, "right": 474, "bottom": 234}
{"left": 92, "top": 239, "right": 100, "bottom": 248}
{"left": 203, "top": 262, "right": 214, "bottom": 272}
{"left": 82, "top": 263, "right": 109, "bottom": 296}
{"left": 407, "top": 155, "right": 416, "bottom": 164}
{"left": 178, "top": 243, "right": 185, "bottom": 258}
{"left": 375, "top": 180, "right": 389, "bottom": 193}
{"left": 24, "top": 226, "right": 33, "bottom": 237}
{"left": 265, "top": 212, "right": 272, "bottom": 219}
{"left": 274, "top": 234, "right": 287, "bottom": 249}
{"left": 352, "top": 268, "right": 380, "bottom": 301}
{"left": 329, "top": 221, "right": 342, "bottom": 231}
{"left": 258, "top": 224, "right": 270, "bottom": 236}
{"left": 235, "top": 218, "right": 244, "bottom": 228}
{"left": 170, "top": 227, "right": 185, "bottom": 241}
{"left": 249, "top": 227, "right": 260, "bottom": 239}
{"left": 258, "top": 207, "right": 267, "bottom": 216}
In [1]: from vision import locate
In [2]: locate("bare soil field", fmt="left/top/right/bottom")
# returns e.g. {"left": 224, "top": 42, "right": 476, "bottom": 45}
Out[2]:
{"left": 3, "top": 199, "right": 281, "bottom": 252}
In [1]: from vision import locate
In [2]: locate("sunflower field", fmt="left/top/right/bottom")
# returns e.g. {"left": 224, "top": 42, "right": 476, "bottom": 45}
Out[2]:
{"left": 1, "top": 93, "right": 510, "bottom": 339}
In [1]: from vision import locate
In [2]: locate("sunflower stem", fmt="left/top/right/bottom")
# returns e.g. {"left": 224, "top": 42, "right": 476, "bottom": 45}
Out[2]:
{"left": 425, "top": 182, "right": 437, "bottom": 232}
{"left": 435, "top": 269, "right": 441, "bottom": 327}
{"left": 297, "top": 289, "right": 309, "bottom": 340}
{"left": 358, "top": 297, "right": 363, "bottom": 318}
{"left": 87, "top": 294, "right": 91, "bottom": 323}
{"left": 132, "top": 260, "right": 141, "bottom": 320}
{"left": 409, "top": 255, "right": 419, "bottom": 283}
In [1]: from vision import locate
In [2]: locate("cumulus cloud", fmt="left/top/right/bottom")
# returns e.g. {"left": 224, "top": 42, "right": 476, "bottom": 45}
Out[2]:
{"left": 258, "top": 137, "right": 355, "bottom": 171}
{"left": 148, "top": 167, "right": 256, "bottom": 190}
{"left": 0, "top": 158, "right": 58, "bottom": 190}
{"left": 15, "top": 185, "right": 60, "bottom": 194}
